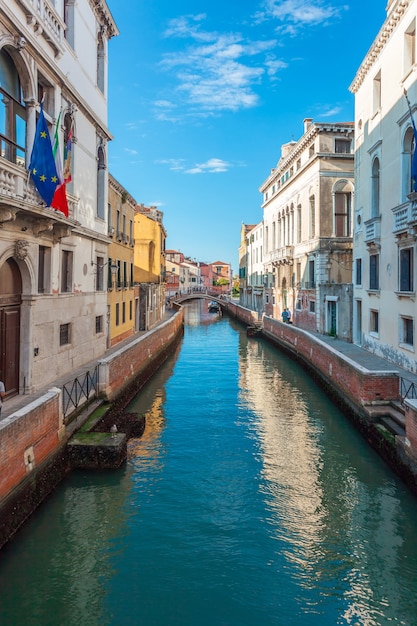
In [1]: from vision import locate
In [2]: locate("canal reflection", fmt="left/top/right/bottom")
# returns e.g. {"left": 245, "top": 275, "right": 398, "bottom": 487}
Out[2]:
{"left": 0, "top": 299, "right": 417, "bottom": 626}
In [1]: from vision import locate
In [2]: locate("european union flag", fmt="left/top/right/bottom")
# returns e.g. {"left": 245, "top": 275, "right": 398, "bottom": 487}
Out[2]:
{"left": 29, "top": 104, "right": 59, "bottom": 206}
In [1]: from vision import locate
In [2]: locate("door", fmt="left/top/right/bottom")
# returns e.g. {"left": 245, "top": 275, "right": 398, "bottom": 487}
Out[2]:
{"left": 327, "top": 300, "right": 337, "bottom": 336}
{"left": 0, "top": 258, "right": 22, "bottom": 397}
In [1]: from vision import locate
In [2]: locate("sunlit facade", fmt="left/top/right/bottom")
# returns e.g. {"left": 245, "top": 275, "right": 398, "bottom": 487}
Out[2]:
{"left": 0, "top": 0, "right": 118, "bottom": 395}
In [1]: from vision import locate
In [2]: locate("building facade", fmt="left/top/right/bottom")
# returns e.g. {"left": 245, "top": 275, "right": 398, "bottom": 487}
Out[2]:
{"left": 260, "top": 118, "right": 354, "bottom": 340}
{"left": 350, "top": 0, "right": 417, "bottom": 372}
{"left": 107, "top": 174, "right": 137, "bottom": 347}
{"left": 134, "top": 204, "right": 166, "bottom": 330}
{"left": 0, "top": 0, "right": 117, "bottom": 396}
{"left": 239, "top": 222, "right": 266, "bottom": 317}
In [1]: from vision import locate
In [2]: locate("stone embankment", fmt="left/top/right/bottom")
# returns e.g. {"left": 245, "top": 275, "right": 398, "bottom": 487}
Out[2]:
{"left": 225, "top": 302, "right": 417, "bottom": 496}
{"left": 0, "top": 306, "right": 184, "bottom": 550}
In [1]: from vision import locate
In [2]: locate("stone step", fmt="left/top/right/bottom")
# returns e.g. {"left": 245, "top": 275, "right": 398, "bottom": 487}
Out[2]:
{"left": 379, "top": 416, "right": 406, "bottom": 437}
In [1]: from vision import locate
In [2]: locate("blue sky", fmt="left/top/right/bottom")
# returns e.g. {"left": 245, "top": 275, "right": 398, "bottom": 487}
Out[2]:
{"left": 107, "top": 0, "right": 386, "bottom": 271}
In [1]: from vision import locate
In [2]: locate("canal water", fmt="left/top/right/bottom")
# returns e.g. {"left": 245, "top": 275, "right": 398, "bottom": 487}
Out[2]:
{"left": 1, "top": 300, "right": 417, "bottom": 626}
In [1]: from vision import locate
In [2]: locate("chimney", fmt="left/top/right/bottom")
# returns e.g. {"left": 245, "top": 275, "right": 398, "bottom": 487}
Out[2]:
{"left": 304, "top": 118, "right": 313, "bottom": 134}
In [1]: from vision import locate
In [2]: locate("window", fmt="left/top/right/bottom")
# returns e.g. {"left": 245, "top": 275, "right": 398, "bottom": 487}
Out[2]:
{"left": 335, "top": 138, "right": 351, "bottom": 154}
{"left": 401, "top": 317, "right": 414, "bottom": 347}
{"left": 63, "top": 112, "right": 73, "bottom": 191}
{"left": 38, "top": 245, "right": 51, "bottom": 293}
{"left": 97, "top": 143, "right": 106, "bottom": 219}
{"left": 370, "top": 310, "right": 379, "bottom": 334}
{"left": 64, "top": 0, "right": 75, "bottom": 48}
{"left": 96, "top": 315, "right": 103, "bottom": 333}
{"left": 97, "top": 33, "right": 105, "bottom": 93}
{"left": 61, "top": 250, "right": 73, "bottom": 293}
{"left": 296, "top": 299, "right": 301, "bottom": 310}
{"left": 404, "top": 20, "right": 416, "bottom": 75}
{"left": 129, "top": 300, "right": 132, "bottom": 320}
{"left": 309, "top": 195, "right": 316, "bottom": 238}
{"left": 122, "top": 301, "right": 126, "bottom": 324}
{"left": 96, "top": 256, "right": 104, "bottom": 291}
{"left": 116, "top": 302, "right": 120, "bottom": 326}
{"left": 297, "top": 205, "right": 302, "bottom": 243}
{"left": 355, "top": 258, "right": 362, "bottom": 286}
{"left": 334, "top": 192, "right": 351, "bottom": 237}
{"left": 399, "top": 248, "right": 413, "bottom": 292}
{"left": 0, "top": 49, "right": 26, "bottom": 165}
{"left": 129, "top": 219, "right": 133, "bottom": 243}
{"left": 308, "top": 259, "right": 315, "bottom": 288}
{"left": 60, "top": 323, "right": 70, "bottom": 346}
{"left": 402, "top": 126, "right": 416, "bottom": 199}
{"left": 309, "top": 300, "right": 315, "bottom": 313}
{"left": 373, "top": 71, "right": 381, "bottom": 116}
{"left": 371, "top": 157, "right": 380, "bottom": 218}
{"left": 369, "top": 254, "right": 379, "bottom": 290}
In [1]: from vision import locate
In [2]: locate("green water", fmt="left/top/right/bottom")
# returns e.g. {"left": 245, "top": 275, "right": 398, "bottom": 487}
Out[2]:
{"left": 0, "top": 300, "right": 416, "bottom": 626}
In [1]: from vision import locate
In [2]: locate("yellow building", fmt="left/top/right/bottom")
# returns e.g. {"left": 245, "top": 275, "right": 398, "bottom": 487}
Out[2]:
{"left": 107, "top": 175, "right": 137, "bottom": 346}
{"left": 134, "top": 204, "right": 166, "bottom": 330}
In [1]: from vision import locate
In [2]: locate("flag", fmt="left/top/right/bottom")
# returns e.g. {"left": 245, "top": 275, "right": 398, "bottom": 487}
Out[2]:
{"left": 51, "top": 112, "right": 69, "bottom": 217}
{"left": 404, "top": 88, "right": 417, "bottom": 192}
{"left": 29, "top": 103, "right": 59, "bottom": 207}
{"left": 63, "top": 126, "right": 73, "bottom": 184}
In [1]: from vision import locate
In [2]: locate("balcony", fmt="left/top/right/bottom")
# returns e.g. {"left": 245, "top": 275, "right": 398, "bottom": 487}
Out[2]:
{"left": 364, "top": 215, "right": 381, "bottom": 247}
{"left": 393, "top": 194, "right": 417, "bottom": 235}
{"left": 267, "top": 245, "right": 294, "bottom": 265}
{"left": 16, "top": 0, "right": 65, "bottom": 58}
{"left": 0, "top": 156, "right": 75, "bottom": 239}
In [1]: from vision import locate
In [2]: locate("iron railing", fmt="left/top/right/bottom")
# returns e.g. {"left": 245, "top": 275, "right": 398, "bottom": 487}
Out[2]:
{"left": 400, "top": 377, "right": 417, "bottom": 403}
{"left": 62, "top": 366, "right": 99, "bottom": 420}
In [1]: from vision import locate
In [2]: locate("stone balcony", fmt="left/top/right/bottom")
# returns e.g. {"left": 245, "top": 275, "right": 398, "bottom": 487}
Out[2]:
{"left": 0, "top": 157, "right": 77, "bottom": 240}
{"left": 392, "top": 194, "right": 417, "bottom": 235}
{"left": 16, "top": 0, "right": 65, "bottom": 58}
{"left": 364, "top": 215, "right": 381, "bottom": 247}
{"left": 267, "top": 245, "right": 294, "bottom": 265}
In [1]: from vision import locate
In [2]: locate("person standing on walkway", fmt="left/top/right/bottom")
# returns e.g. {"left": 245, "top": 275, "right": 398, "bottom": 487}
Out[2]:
{"left": 286, "top": 308, "right": 292, "bottom": 324}
{"left": 0, "top": 380, "right": 5, "bottom": 417}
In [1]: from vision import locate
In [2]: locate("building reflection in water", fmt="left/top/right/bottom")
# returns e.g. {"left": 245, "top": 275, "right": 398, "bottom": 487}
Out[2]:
{"left": 237, "top": 335, "right": 411, "bottom": 625}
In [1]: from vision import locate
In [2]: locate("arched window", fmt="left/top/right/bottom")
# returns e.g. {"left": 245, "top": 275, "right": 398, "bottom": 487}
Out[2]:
{"left": 0, "top": 49, "right": 26, "bottom": 165}
{"left": 402, "top": 126, "right": 415, "bottom": 201}
{"left": 97, "top": 143, "right": 106, "bottom": 219}
{"left": 63, "top": 112, "right": 73, "bottom": 189}
{"left": 371, "top": 157, "right": 380, "bottom": 218}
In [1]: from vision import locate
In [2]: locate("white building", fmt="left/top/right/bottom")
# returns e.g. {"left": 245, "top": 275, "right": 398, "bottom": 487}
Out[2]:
{"left": 260, "top": 119, "right": 354, "bottom": 340}
{"left": 0, "top": 0, "right": 118, "bottom": 396}
{"left": 350, "top": 0, "right": 417, "bottom": 372}
{"left": 239, "top": 221, "right": 266, "bottom": 317}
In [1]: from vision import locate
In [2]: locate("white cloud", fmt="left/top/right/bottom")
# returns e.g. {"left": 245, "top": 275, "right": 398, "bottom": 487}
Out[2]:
{"left": 185, "top": 158, "right": 230, "bottom": 174}
{"left": 255, "top": 0, "right": 346, "bottom": 32}
{"left": 124, "top": 148, "right": 138, "bottom": 155}
{"left": 160, "top": 15, "right": 282, "bottom": 113}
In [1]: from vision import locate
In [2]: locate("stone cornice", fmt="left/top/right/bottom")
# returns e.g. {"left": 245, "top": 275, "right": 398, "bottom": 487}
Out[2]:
{"left": 88, "top": 0, "right": 119, "bottom": 39}
{"left": 259, "top": 122, "right": 354, "bottom": 192}
{"left": 349, "top": 0, "right": 409, "bottom": 94}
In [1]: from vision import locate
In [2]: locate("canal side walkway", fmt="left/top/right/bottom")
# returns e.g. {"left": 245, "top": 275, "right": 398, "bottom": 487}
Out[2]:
{"left": 3, "top": 313, "right": 417, "bottom": 423}
{"left": 1, "top": 309, "right": 178, "bottom": 423}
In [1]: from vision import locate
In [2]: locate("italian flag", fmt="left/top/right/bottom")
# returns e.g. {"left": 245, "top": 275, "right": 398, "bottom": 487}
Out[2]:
{"left": 51, "top": 112, "right": 69, "bottom": 217}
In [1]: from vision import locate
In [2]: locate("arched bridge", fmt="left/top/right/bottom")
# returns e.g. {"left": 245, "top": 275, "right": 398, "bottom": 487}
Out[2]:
{"left": 171, "top": 293, "right": 228, "bottom": 308}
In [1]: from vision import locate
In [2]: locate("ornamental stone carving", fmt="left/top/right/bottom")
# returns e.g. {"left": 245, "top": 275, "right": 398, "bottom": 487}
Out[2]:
{"left": 14, "top": 239, "right": 29, "bottom": 261}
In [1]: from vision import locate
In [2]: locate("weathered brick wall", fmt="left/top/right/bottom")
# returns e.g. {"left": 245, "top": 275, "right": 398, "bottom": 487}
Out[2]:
{"left": 262, "top": 316, "right": 399, "bottom": 406}
{"left": 100, "top": 309, "right": 184, "bottom": 400}
{"left": 0, "top": 389, "right": 62, "bottom": 501}
{"left": 226, "top": 302, "right": 258, "bottom": 326}
{"left": 405, "top": 400, "right": 417, "bottom": 453}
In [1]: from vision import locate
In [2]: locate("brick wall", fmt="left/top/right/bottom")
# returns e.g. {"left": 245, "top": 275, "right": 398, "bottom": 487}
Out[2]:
{"left": 99, "top": 308, "right": 184, "bottom": 400}
{"left": 0, "top": 389, "right": 62, "bottom": 501}
{"left": 262, "top": 316, "right": 399, "bottom": 406}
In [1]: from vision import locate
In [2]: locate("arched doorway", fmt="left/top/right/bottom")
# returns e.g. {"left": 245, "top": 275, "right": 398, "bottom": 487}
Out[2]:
{"left": 0, "top": 258, "right": 22, "bottom": 397}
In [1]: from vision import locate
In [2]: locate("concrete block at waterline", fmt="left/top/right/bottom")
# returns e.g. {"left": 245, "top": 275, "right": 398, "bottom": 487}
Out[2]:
{"left": 67, "top": 432, "right": 127, "bottom": 469}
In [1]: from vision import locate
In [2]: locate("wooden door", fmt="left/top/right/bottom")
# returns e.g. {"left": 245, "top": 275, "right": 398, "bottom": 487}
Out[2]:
{"left": 0, "top": 258, "right": 22, "bottom": 398}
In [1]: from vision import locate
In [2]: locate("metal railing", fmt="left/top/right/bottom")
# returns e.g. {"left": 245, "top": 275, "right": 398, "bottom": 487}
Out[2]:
{"left": 400, "top": 377, "right": 417, "bottom": 403}
{"left": 62, "top": 366, "right": 99, "bottom": 420}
